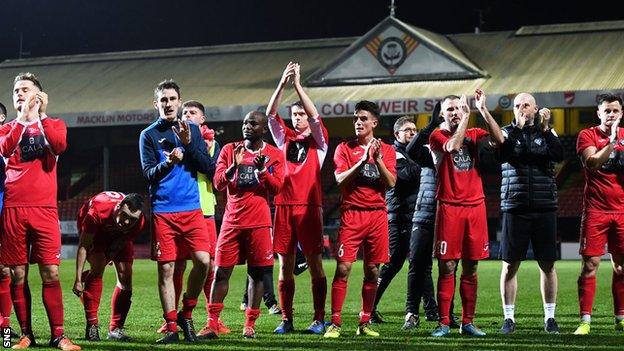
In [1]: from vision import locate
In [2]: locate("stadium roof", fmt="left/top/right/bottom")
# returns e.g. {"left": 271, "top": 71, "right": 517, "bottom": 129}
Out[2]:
{"left": 0, "top": 17, "right": 623, "bottom": 126}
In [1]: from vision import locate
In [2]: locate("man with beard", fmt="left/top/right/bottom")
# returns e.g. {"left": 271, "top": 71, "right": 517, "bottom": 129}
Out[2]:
{"left": 429, "top": 91, "right": 504, "bottom": 337}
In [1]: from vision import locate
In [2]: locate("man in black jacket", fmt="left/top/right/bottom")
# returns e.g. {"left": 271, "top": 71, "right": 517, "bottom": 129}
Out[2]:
{"left": 371, "top": 116, "right": 420, "bottom": 324}
{"left": 477, "top": 92, "right": 563, "bottom": 334}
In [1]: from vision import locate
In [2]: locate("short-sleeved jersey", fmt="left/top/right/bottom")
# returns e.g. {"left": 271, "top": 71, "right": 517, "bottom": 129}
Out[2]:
{"left": 577, "top": 126, "right": 624, "bottom": 212}
{"left": 0, "top": 117, "right": 67, "bottom": 208}
{"left": 213, "top": 141, "right": 284, "bottom": 228}
{"left": 429, "top": 128, "right": 489, "bottom": 205}
{"left": 333, "top": 139, "right": 397, "bottom": 210}
{"left": 77, "top": 191, "right": 145, "bottom": 242}
{"left": 268, "top": 114, "right": 328, "bottom": 206}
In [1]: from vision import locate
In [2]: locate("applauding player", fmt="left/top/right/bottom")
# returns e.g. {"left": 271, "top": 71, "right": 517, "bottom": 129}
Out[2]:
{"left": 266, "top": 62, "right": 329, "bottom": 334}
{"left": 139, "top": 80, "right": 215, "bottom": 343}
{"left": 206, "top": 111, "right": 284, "bottom": 339}
{"left": 575, "top": 94, "right": 624, "bottom": 334}
{"left": 74, "top": 192, "right": 145, "bottom": 342}
{"left": 324, "top": 101, "right": 396, "bottom": 338}
{"left": 0, "top": 73, "right": 80, "bottom": 350}
{"left": 429, "top": 91, "right": 504, "bottom": 337}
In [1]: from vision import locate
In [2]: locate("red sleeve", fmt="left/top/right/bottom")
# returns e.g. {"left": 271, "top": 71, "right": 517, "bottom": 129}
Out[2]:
{"left": 258, "top": 148, "right": 284, "bottom": 195}
{"left": 474, "top": 128, "right": 489, "bottom": 141}
{"left": 429, "top": 130, "right": 447, "bottom": 153}
{"left": 0, "top": 122, "right": 25, "bottom": 158}
{"left": 382, "top": 143, "right": 397, "bottom": 178}
{"left": 80, "top": 212, "right": 100, "bottom": 236}
{"left": 213, "top": 143, "right": 234, "bottom": 192}
{"left": 275, "top": 114, "right": 297, "bottom": 139}
{"left": 41, "top": 117, "right": 67, "bottom": 155}
{"left": 576, "top": 129, "right": 594, "bottom": 155}
{"left": 333, "top": 143, "right": 349, "bottom": 175}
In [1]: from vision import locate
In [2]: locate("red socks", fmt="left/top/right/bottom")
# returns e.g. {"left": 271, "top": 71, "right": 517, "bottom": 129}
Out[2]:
{"left": 11, "top": 282, "right": 32, "bottom": 335}
{"left": 330, "top": 278, "right": 347, "bottom": 326}
{"left": 244, "top": 308, "right": 260, "bottom": 328}
{"left": 203, "top": 267, "right": 214, "bottom": 308}
{"left": 173, "top": 268, "right": 184, "bottom": 310}
{"left": 164, "top": 310, "right": 178, "bottom": 332}
{"left": 110, "top": 287, "right": 132, "bottom": 331}
{"left": 208, "top": 303, "right": 224, "bottom": 329}
{"left": 0, "top": 275, "right": 11, "bottom": 328}
{"left": 83, "top": 273, "right": 103, "bottom": 326}
{"left": 42, "top": 281, "right": 64, "bottom": 339}
{"left": 578, "top": 275, "right": 596, "bottom": 316}
{"left": 459, "top": 274, "right": 478, "bottom": 325}
{"left": 360, "top": 280, "right": 377, "bottom": 324}
{"left": 278, "top": 278, "right": 295, "bottom": 320}
{"left": 181, "top": 294, "right": 198, "bottom": 320}
{"left": 612, "top": 272, "right": 624, "bottom": 316}
{"left": 311, "top": 277, "right": 327, "bottom": 321}
{"left": 437, "top": 274, "right": 455, "bottom": 326}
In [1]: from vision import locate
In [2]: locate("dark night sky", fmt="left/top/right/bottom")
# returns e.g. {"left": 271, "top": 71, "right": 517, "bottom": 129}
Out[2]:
{"left": 1, "top": 0, "right": 623, "bottom": 62}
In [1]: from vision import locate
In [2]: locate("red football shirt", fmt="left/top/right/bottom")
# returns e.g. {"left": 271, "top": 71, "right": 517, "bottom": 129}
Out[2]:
{"left": 268, "top": 114, "right": 328, "bottom": 206}
{"left": 213, "top": 141, "right": 284, "bottom": 228}
{"left": 429, "top": 128, "right": 489, "bottom": 205}
{"left": 0, "top": 117, "right": 66, "bottom": 207}
{"left": 77, "top": 191, "right": 145, "bottom": 242}
{"left": 333, "top": 139, "right": 397, "bottom": 210}
{"left": 577, "top": 126, "right": 624, "bottom": 212}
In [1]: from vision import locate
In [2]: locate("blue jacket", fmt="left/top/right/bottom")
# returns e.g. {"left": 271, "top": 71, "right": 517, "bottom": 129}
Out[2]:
{"left": 139, "top": 117, "right": 216, "bottom": 213}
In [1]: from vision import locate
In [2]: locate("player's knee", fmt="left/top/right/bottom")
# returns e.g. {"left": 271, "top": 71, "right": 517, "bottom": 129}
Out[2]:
{"left": 40, "top": 265, "right": 59, "bottom": 282}
{"left": 158, "top": 262, "right": 175, "bottom": 279}
{"left": 335, "top": 263, "right": 352, "bottom": 279}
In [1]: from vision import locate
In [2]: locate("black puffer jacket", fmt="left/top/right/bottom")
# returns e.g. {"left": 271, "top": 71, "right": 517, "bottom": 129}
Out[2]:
{"left": 386, "top": 140, "right": 420, "bottom": 221}
{"left": 499, "top": 123, "right": 564, "bottom": 212}
{"left": 406, "top": 123, "right": 437, "bottom": 225}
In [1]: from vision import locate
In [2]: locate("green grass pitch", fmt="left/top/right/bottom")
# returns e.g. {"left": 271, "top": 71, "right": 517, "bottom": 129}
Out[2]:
{"left": 14, "top": 259, "right": 622, "bottom": 350}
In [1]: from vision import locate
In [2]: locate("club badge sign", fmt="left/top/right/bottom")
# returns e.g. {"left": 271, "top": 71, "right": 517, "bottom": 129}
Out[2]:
{"left": 366, "top": 34, "right": 419, "bottom": 75}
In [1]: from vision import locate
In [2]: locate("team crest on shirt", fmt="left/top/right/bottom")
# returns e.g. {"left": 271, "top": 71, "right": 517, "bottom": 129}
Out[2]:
{"left": 236, "top": 164, "right": 259, "bottom": 188}
{"left": 286, "top": 140, "right": 309, "bottom": 163}
{"left": 19, "top": 129, "right": 46, "bottom": 162}
{"left": 357, "top": 162, "right": 380, "bottom": 184}
{"left": 452, "top": 145, "right": 473, "bottom": 172}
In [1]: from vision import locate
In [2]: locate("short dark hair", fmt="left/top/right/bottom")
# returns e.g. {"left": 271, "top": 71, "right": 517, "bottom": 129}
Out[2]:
{"left": 355, "top": 100, "right": 380, "bottom": 118}
{"left": 442, "top": 95, "right": 461, "bottom": 103}
{"left": 14, "top": 72, "right": 43, "bottom": 91}
{"left": 597, "top": 93, "right": 623, "bottom": 107}
{"left": 120, "top": 193, "right": 144, "bottom": 213}
{"left": 154, "top": 79, "right": 180, "bottom": 100}
{"left": 246, "top": 110, "right": 268, "bottom": 124}
{"left": 393, "top": 116, "right": 415, "bottom": 133}
{"left": 0, "top": 102, "right": 6, "bottom": 116}
{"left": 182, "top": 100, "right": 205, "bottom": 115}
{"left": 291, "top": 101, "right": 304, "bottom": 109}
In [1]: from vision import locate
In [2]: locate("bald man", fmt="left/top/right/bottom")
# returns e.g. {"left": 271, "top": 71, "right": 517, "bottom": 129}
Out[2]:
{"left": 479, "top": 92, "right": 563, "bottom": 334}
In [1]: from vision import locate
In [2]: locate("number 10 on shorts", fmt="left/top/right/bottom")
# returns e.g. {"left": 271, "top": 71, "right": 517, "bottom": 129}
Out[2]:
{"left": 437, "top": 241, "right": 447, "bottom": 255}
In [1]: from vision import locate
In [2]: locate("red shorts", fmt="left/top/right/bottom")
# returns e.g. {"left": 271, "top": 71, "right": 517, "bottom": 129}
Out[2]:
{"left": 273, "top": 205, "right": 323, "bottom": 256}
{"left": 151, "top": 209, "right": 211, "bottom": 262}
{"left": 580, "top": 211, "right": 624, "bottom": 256}
{"left": 336, "top": 208, "right": 389, "bottom": 264}
{"left": 434, "top": 202, "right": 489, "bottom": 260}
{"left": 176, "top": 217, "right": 217, "bottom": 259}
{"left": 90, "top": 236, "right": 134, "bottom": 263}
{"left": 215, "top": 226, "right": 273, "bottom": 267}
{"left": 1, "top": 207, "right": 62, "bottom": 266}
